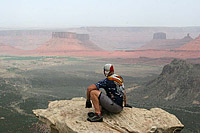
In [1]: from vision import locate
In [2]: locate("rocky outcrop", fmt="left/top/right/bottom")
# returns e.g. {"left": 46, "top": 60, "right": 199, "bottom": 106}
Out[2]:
{"left": 33, "top": 97, "right": 184, "bottom": 133}
{"left": 129, "top": 59, "right": 200, "bottom": 106}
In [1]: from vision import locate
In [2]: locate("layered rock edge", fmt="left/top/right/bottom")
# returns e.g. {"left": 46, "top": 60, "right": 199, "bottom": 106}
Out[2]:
{"left": 32, "top": 97, "right": 184, "bottom": 133}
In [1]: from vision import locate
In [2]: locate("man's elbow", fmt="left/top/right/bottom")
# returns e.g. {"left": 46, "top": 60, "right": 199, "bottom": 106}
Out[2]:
{"left": 87, "top": 84, "right": 97, "bottom": 92}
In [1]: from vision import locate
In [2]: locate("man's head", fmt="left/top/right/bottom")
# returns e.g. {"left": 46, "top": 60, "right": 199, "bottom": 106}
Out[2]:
{"left": 103, "top": 64, "right": 114, "bottom": 77}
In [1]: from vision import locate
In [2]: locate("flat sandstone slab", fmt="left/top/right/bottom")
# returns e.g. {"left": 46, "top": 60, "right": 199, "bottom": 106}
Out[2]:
{"left": 33, "top": 97, "right": 184, "bottom": 133}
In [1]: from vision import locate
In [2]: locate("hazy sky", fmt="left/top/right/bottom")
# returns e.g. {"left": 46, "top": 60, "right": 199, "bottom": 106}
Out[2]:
{"left": 0, "top": 0, "right": 200, "bottom": 28}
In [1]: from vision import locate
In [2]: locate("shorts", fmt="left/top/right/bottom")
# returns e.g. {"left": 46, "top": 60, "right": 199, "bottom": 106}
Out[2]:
{"left": 99, "top": 92, "right": 123, "bottom": 113}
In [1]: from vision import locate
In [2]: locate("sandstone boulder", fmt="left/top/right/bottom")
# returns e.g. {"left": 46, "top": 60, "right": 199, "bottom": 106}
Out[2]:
{"left": 33, "top": 97, "right": 184, "bottom": 133}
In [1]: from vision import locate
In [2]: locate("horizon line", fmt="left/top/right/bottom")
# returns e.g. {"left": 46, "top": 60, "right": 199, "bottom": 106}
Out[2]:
{"left": 1, "top": 26, "right": 200, "bottom": 31}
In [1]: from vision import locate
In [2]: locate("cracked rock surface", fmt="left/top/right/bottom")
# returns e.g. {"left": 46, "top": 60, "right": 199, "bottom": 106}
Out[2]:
{"left": 33, "top": 97, "right": 184, "bottom": 133}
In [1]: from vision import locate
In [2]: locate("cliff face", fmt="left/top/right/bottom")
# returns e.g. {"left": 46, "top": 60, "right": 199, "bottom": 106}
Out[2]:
{"left": 33, "top": 97, "right": 184, "bottom": 133}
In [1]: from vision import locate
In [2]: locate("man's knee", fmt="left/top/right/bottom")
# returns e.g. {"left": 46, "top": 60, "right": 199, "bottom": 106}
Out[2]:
{"left": 90, "top": 90, "right": 101, "bottom": 97}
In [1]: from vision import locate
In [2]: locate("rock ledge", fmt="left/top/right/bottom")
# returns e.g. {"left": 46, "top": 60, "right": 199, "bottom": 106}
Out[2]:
{"left": 33, "top": 97, "right": 184, "bottom": 133}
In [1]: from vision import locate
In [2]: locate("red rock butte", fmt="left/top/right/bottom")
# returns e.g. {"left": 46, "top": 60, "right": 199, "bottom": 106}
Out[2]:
{"left": 0, "top": 31, "right": 200, "bottom": 59}
{"left": 18, "top": 32, "right": 200, "bottom": 59}
{"left": 34, "top": 32, "right": 102, "bottom": 53}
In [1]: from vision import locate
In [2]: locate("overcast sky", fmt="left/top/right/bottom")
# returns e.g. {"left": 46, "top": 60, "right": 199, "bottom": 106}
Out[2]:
{"left": 0, "top": 0, "right": 200, "bottom": 28}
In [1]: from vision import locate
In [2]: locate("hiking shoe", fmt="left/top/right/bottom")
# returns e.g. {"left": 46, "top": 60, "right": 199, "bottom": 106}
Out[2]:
{"left": 88, "top": 112, "right": 95, "bottom": 118}
{"left": 87, "top": 114, "right": 103, "bottom": 122}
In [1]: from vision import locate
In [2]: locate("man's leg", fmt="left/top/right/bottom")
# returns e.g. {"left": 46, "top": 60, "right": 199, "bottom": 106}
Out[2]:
{"left": 90, "top": 90, "right": 101, "bottom": 114}
{"left": 88, "top": 90, "right": 103, "bottom": 122}
{"left": 99, "top": 93, "right": 123, "bottom": 113}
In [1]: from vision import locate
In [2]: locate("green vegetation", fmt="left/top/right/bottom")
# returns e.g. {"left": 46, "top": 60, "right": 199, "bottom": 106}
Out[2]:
{"left": 6, "top": 67, "right": 19, "bottom": 72}
{"left": 31, "top": 61, "right": 37, "bottom": 64}
{"left": 2, "top": 56, "right": 82, "bottom": 61}
{"left": 0, "top": 55, "right": 13, "bottom": 57}
{"left": 0, "top": 78, "right": 53, "bottom": 133}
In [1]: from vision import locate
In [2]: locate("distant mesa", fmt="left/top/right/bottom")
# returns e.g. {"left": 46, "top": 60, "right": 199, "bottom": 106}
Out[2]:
{"left": 35, "top": 32, "right": 102, "bottom": 53}
{"left": 153, "top": 32, "right": 166, "bottom": 40}
{"left": 52, "top": 32, "right": 89, "bottom": 41}
{"left": 139, "top": 33, "right": 193, "bottom": 50}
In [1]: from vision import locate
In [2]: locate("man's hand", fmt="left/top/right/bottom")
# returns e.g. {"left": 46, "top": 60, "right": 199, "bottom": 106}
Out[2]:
{"left": 125, "top": 104, "right": 132, "bottom": 108}
{"left": 85, "top": 100, "right": 92, "bottom": 108}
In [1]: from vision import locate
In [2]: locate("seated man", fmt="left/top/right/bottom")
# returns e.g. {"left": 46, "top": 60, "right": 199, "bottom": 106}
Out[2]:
{"left": 86, "top": 64, "right": 128, "bottom": 122}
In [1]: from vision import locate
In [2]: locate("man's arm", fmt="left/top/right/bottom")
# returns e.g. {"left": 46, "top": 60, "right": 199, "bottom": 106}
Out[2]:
{"left": 124, "top": 89, "right": 132, "bottom": 108}
{"left": 87, "top": 84, "right": 98, "bottom": 100}
{"left": 124, "top": 89, "right": 127, "bottom": 105}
